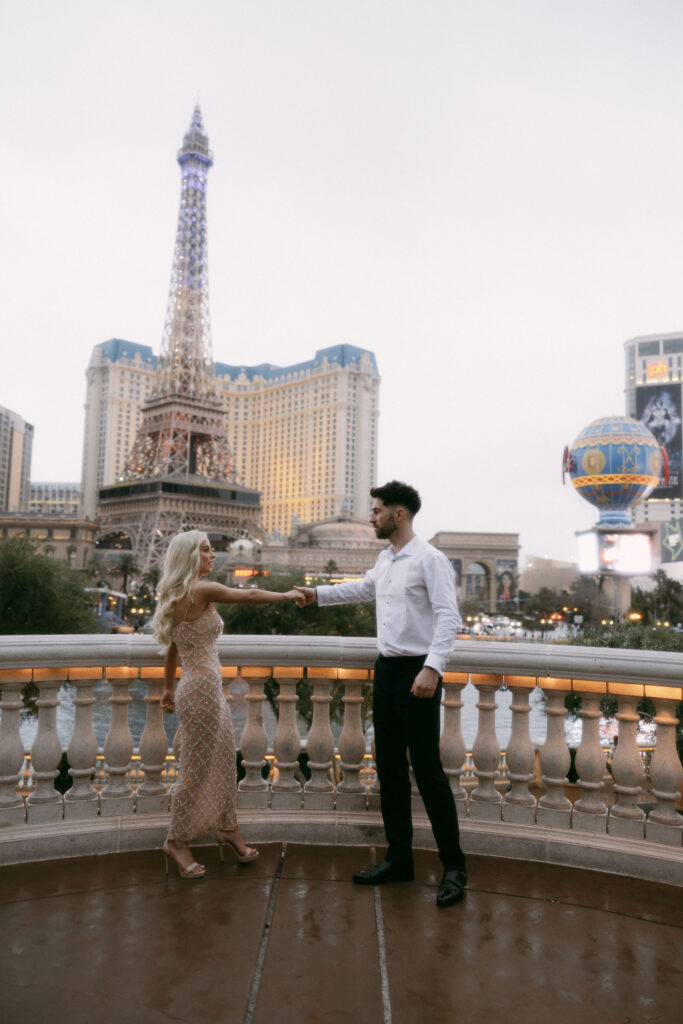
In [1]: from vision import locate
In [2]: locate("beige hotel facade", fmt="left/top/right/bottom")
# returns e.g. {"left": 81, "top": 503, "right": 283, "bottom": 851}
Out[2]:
{"left": 81, "top": 339, "right": 380, "bottom": 536}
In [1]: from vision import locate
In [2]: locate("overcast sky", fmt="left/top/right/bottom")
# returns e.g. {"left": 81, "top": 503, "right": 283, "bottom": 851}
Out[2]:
{"left": 3, "top": 0, "right": 683, "bottom": 563}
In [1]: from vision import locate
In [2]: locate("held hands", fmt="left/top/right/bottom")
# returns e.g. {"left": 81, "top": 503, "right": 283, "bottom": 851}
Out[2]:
{"left": 292, "top": 586, "right": 317, "bottom": 606}
{"left": 411, "top": 666, "right": 439, "bottom": 699}
{"left": 286, "top": 588, "right": 308, "bottom": 608}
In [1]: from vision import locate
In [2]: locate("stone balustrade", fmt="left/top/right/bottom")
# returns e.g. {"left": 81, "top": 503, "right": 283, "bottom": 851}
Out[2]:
{"left": 0, "top": 633, "right": 681, "bottom": 885}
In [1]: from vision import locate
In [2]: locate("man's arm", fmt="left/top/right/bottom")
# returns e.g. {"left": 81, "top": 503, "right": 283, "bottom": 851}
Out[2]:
{"left": 411, "top": 554, "right": 460, "bottom": 698}
{"left": 313, "top": 565, "right": 378, "bottom": 607}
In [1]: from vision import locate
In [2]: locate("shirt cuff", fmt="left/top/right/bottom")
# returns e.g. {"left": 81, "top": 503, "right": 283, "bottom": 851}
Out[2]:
{"left": 424, "top": 654, "right": 446, "bottom": 676}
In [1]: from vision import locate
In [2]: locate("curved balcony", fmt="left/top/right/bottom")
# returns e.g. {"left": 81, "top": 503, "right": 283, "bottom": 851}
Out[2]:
{"left": 1, "top": 633, "right": 681, "bottom": 878}
{"left": 1, "top": 634, "right": 681, "bottom": 1021}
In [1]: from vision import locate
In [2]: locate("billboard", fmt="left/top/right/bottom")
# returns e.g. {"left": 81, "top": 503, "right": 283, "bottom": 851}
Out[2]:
{"left": 496, "top": 559, "right": 518, "bottom": 609}
{"left": 576, "top": 529, "right": 652, "bottom": 575}
{"left": 636, "top": 383, "right": 682, "bottom": 498}
{"left": 661, "top": 519, "right": 683, "bottom": 563}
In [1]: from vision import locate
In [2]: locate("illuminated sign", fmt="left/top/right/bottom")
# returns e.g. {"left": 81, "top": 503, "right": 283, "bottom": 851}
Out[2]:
{"left": 233, "top": 568, "right": 269, "bottom": 578}
{"left": 576, "top": 530, "right": 652, "bottom": 575}
{"left": 646, "top": 360, "right": 669, "bottom": 381}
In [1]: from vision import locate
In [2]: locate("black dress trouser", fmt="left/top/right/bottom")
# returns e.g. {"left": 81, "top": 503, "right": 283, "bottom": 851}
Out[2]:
{"left": 373, "top": 653, "right": 466, "bottom": 872}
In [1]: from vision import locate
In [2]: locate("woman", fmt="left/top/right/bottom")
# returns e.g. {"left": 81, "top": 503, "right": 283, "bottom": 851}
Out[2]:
{"left": 153, "top": 530, "right": 305, "bottom": 878}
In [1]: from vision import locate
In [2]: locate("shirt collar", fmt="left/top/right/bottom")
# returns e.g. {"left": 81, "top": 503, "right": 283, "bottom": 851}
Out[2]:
{"left": 390, "top": 535, "right": 420, "bottom": 559}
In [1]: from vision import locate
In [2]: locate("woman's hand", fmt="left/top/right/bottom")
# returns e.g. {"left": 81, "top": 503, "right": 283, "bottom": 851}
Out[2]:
{"left": 287, "top": 589, "right": 308, "bottom": 607}
{"left": 293, "top": 586, "right": 316, "bottom": 606}
{"left": 160, "top": 688, "right": 175, "bottom": 713}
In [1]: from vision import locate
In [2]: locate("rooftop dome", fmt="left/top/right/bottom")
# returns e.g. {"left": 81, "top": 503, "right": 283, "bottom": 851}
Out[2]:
{"left": 300, "top": 517, "right": 383, "bottom": 548}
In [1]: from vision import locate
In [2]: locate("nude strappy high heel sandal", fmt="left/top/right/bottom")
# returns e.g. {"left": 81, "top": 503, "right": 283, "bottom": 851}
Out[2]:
{"left": 215, "top": 830, "right": 259, "bottom": 863}
{"left": 163, "top": 840, "right": 206, "bottom": 879}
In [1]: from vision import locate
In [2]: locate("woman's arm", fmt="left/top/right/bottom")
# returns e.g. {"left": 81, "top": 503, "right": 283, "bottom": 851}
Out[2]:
{"left": 161, "top": 642, "right": 178, "bottom": 713}
{"left": 195, "top": 581, "right": 306, "bottom": 606}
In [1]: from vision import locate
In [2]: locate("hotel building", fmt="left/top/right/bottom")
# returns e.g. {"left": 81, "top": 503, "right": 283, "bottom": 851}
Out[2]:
{"left": 0, "top": 405, "right": 33, "bottom": 513}
{"left": 81, "top": 339, "right": 380, "bottom": 535}
{"left": 624, "top": 331, "right": 683, "bottom": 528}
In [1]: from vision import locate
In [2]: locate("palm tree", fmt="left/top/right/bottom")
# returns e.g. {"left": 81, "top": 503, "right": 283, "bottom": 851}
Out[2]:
{"left": 115, "top": 553, "right": 139, "bottom": 596}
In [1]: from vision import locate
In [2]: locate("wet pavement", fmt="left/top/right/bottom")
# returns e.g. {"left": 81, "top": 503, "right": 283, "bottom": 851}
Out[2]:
{"left": 0, "top": 844, "right": 681, "bottom": 1024}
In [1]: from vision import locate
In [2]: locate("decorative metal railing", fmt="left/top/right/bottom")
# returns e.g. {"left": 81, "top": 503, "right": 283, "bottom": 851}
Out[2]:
{"left": 0, "top": 634, "right": 681, "bottom": 874}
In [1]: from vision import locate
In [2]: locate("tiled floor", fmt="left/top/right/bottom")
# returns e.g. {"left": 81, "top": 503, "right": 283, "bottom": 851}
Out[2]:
{"left": 0, "top": 844, "right": 680, "bottom": 1024}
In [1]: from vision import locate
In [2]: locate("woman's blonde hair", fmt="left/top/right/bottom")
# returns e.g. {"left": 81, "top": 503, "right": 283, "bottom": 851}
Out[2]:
{"left": 153, "top": 530, "right": 207, "bottom": 651}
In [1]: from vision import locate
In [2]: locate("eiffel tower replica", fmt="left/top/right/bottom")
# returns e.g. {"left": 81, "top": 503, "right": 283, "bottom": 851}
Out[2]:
{"left": 97, "top": 106, "right": 262, "bottom": 570}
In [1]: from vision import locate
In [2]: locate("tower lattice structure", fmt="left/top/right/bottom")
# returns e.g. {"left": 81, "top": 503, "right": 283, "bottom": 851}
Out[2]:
{"left": 97, "top": 107, "right": 261, "bottom": 570}
{"left": 126, "top": 105, "right": 232, "bottom": 483}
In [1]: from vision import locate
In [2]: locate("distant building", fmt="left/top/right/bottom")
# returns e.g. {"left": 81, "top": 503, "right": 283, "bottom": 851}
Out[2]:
{"left": 29, "top": 482, "right": 81, "bottom": 516}
{"left": 623, "top": 331, "right": 683, "bottom": 579}
{"left": 80, "top": 339, "right": 156, "bottom": 519}
{"left": 0, "top": 405, "right": 33, "bottom": 513}
{"left": 625, "top": 331, "right": 683, "bottom": 525}
{"left": 429, "top": 531, "right": 520, "bottom": 612}
{"left": 81, "top": 340, "right": 380, "bottom": 534}
{"left": 225, "top": 511, "right": 386, "bottom": 580}
{"left": 519, "top": 555, "right": 579, "bottom": 596}
{"left": 216, "top": 345, "right": 379, "bottom": 533}
{"left": 0, "top": 513, "right": 97, "bottom": 568}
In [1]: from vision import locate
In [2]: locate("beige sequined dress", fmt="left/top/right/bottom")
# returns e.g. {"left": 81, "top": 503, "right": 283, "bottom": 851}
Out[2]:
{"left": 168, "top": 606, "right": 237, "bottom": 841}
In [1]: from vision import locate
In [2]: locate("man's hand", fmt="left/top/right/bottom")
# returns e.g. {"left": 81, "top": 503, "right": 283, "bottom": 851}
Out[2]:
{"left": 293, "top": 586, "right": 317, "bottom": 606}
{"left": 411, "top": 666, "right": 439, "bottom": 699}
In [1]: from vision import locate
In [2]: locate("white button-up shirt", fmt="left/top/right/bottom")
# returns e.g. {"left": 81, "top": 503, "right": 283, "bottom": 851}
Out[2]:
{"left": 316, "top": 536, "right": 461, "bottom": 675}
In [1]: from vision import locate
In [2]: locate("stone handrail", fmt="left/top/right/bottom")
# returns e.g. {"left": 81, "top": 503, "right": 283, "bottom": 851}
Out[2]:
{"left": 0, "top": 634, "right": 682, "bottom": 885}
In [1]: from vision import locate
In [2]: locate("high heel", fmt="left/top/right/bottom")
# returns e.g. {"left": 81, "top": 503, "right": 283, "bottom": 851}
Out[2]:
{"left": 216, "top": 830, "right": 259, "bottom": 863}
{"left": 162, "top": 840, "right": 206, "bottom": 879}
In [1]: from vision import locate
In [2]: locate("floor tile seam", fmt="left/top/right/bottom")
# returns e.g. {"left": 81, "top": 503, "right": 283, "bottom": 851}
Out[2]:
{"left": 470, "top": 886, "right": 683, "bottom": 928}
{"left": 242, "top": 843, "right": 286, "bottom": 1024}
{"left": 374, "top": 885, "right": 393, "bottom": 1024}
{"left": 0, "top": 874, "right": 277, "bottom": 908}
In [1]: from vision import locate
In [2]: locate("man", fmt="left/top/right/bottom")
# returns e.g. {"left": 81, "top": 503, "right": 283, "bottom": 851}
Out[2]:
{"left": 295, "top": 480, "right": 467, "bottom": 908}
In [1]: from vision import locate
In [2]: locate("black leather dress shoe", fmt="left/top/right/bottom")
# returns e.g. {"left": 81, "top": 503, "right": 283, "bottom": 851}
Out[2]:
{"left": 436, "top": 869, "right": 467, "bottom": 907}
{"left": 352, "top": 859, "right": 414, "bottom": 885}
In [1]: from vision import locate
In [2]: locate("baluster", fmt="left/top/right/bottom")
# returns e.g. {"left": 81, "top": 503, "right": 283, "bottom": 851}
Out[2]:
{"left": 502, "top": 676, "right": 537, "bottom": 824}
{"left": 368, "top": 724, "right": 381, "bottom": 810}
{"left": 537, "top": 679, "right": 572, "bottom": 828}
{"left": 572, "top": 682, "right": 608, "bottom": 833}
{"left": 271, "top": 667, "right": 303, "bottom": 809}
{"left": 646, "top": 687, "right": 683, "bottom": 846}
{"left": 169, "top": 662, "right": 182, "bottom": 764}
{"left": 441, "top": 673, "right": 468, "bottom": 804}
{"left": 221, "top": 665, "right": 238, "bottom": 704}
{"left": 469, "top": 674, "right": 503, "bottom": 820}
{"left": 26, "top": 669, "right": 66, "bottom": 822}
{"left": 304, "top": 669, "right": 335, "bottom": 810}
{"left": 336, "top": 669, "right": 369, "bottom": 810}
{"left": 608, "top": 684, "right": 646, "bottom": 839}
{"left": 100, "top": 667, "right": 135, "bottom": 816}
{"left": 237, "top": 667, "right": 269, "bottom": 808}
{"left": 367, "top": 668, "right": 381, "bottom": 810}
{"left": 64, "top": 668, "right": 101, "bottom": 819}
{"left": 0, "top": 669, "right": 31, "bottom": 825}
{"left": 137, "top": 668, "right": 171, "bottom": 814}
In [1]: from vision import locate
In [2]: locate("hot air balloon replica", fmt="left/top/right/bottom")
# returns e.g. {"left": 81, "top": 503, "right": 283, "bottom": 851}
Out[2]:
{"left": 563, "top": 415, "right": 666, "bottom": 527}
{"left": 562, "top": 416, "right": 667, "bottom": 602}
